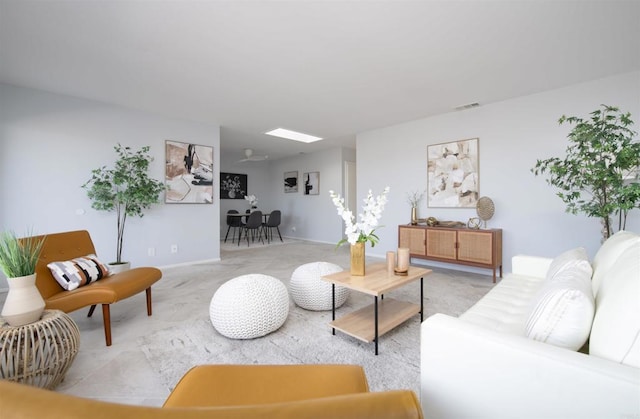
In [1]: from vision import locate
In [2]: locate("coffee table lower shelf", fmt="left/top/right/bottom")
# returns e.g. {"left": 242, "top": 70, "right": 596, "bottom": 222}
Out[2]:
{"left": 329, "top": 298, "right": 420, "bottom": 343}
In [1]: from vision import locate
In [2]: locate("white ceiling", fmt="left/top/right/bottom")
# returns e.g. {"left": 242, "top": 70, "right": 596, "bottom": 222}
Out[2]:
{"left": 1, "top": 1, "right": 639, "bottom": 161}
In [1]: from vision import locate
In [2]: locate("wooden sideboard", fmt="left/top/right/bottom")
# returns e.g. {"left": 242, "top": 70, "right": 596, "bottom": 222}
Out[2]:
{"left": 398, "top": 224, "right": 503, "bottom": 282}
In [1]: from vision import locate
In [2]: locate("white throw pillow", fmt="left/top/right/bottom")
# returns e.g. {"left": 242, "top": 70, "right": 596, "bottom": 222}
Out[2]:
{"left": 525, "top": 265, "right": 595, "bottom": 351}
{"left": 589, "top": 242, "right": 640, "bottom": 367}
{"left": 591, "top": 230, "right": 640, "bottom": 297}
{"left": 545, "top": 247, "right": 592, "bottom": 282}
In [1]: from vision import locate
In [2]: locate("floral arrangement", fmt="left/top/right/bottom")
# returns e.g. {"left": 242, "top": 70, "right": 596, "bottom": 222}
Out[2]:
{"left": 244, "top": 194, "right": 258, "bottom": 208}
{"left": 329, "top": 187, "right": 390, "bottom": 247}
{"left": 406, "top": 189, "right": 425, "bottom": 207}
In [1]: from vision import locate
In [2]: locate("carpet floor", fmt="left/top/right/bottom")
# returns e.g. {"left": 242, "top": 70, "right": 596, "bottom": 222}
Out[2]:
{"left": 3, "top": 240, "right": 495, "bottom": 406}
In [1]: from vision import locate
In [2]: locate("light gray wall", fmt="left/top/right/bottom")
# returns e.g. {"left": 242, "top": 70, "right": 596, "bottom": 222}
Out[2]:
{"left": 0, "top": 83, "right": 221, "bottom": 285}
{"left": 220, "top": 147, "right": 355, "bottom": 244}
{"left": 357, "top": 71, "right": 640, "bottom": 274}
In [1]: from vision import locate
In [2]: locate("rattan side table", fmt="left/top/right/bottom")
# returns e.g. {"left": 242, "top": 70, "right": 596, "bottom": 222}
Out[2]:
{"left": 0, "top": 309, "right": 80, "bottom": 389}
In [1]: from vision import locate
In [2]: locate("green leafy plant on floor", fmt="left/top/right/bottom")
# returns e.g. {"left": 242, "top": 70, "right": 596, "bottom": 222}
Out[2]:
{"left": 83, "top": 144, "right": 165, "bottom": 264}
{"left": 532, "top": 105, "right": 640, "bottom": 241}
{"left": 0, "top": 230, "right": 45, "bottom": 278}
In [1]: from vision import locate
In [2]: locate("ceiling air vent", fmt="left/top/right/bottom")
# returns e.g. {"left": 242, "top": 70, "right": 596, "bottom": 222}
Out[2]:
{"left": 454, "top": 102, "right": 480, "bottom": 111}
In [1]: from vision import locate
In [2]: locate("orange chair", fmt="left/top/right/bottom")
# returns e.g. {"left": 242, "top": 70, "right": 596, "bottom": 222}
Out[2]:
{"left": 30, "top": 230, "right": 162, "bottom": 346}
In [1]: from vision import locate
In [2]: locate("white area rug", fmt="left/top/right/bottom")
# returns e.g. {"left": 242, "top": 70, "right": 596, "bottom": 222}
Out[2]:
{"left": 138, "top": 248, "right": 493, "bottom": 396}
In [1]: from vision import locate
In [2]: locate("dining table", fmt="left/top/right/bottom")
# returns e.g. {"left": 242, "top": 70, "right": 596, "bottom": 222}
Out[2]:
{"left": 228, "top": 211, "right": 272, "bottom": 245}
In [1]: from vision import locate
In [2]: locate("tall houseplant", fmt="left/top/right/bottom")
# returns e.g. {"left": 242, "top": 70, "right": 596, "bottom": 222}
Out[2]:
{"left": 532, "top": 105, "right": 640, "bottom": 241}
{"left": 83, "top": 144, "right": 165, "bottom": 266}
{"left": 0, "top": 230, "right": 46, "bottom": 326}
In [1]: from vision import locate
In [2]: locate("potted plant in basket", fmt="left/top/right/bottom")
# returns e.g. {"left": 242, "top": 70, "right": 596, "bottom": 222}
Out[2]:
{"left": 0, "top": 230, "right": 46, "bottom": 326}
{"left": 83, "top": 144, "right": 165, "bottom": 272}
{"left": 532, "top": 105, "right": 640, "bottom": 242}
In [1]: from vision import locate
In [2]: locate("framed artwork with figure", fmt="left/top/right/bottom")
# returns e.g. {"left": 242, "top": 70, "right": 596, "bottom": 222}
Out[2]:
{"left": 427, "top": 137, "right": 479, "bottom": 208}
{"left": 303, "top": 172, "right": 319, "bottom": 195}
{"left": 284, "top": 171, "right": 298, "bottom": 193}
{"left": 165, "top": 140, "right": 214, "bottom": 204}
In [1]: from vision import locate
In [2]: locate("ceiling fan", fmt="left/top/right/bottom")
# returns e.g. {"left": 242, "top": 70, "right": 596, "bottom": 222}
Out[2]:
{"left": 238, "top": 148, "right": 268, "bottom": 163}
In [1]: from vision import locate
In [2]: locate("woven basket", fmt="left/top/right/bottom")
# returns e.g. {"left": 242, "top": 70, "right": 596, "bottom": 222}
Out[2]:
{"left": 0, "top": 310, "right": 80, "bottom": 389}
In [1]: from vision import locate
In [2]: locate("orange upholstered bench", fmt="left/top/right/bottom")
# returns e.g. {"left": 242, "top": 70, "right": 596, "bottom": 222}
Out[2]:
{"left": 30, "top": 230, "right": 162, "bottom": 346}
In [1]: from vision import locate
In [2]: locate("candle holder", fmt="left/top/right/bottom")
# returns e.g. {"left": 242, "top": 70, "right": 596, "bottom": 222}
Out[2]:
{"left": 395, "top": 247, "right": 410, "bottom": 275}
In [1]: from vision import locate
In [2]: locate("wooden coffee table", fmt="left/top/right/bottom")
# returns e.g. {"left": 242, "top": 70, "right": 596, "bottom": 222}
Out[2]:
{"left": 322, "top": 263, "right": 431, "bottom": 355}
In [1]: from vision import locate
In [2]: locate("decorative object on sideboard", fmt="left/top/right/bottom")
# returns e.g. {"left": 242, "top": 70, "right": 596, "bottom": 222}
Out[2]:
{"left": 406, "top": 190, "right": 425, "bottom": 225}
{"left": 467, "top": 217, "right": 481, "bottom": 229}
{"left": 329, "top": 187, "right": 390, "bottom": 276}
{"left": 532, "top": 105, "right": 640, "bottom": 242}
{"left": 165, "top": 140, "right": 214, "bottom": 204}
{"left": 426, "top": 216, "right": 438, "bottom": 227}
{"left": 0, "top": 231, "right": 46, "bottom": 327}
{"left": 427, "top": 137, "right": 479, "bottom": 208}
{"left": 476, "top": 196, "right": 495, "bottom": 228}
{"left": 83, "top": 144, "right": 165, "bottom": 266}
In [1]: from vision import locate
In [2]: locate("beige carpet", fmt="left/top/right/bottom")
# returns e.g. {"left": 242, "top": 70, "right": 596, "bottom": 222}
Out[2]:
{"left": 137, "top": 240, "right": 494, "bottom": 397}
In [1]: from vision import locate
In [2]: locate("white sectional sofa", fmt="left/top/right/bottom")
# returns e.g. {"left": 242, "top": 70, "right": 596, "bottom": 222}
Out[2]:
{"left": 421, "top": 230, "right": 640, "bottom": 419}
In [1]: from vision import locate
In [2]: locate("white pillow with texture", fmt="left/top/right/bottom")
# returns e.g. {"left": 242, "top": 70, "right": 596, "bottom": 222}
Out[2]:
{"left": 589, "top": 242, "right": 640, "bottom": 367}
{"left": 591, "top": 230, "right": 640, "bottom": 297}
{"left": 546, "top": 247, "right": 592, "bottom": 282}
{"left": 525, "top": 265, "right": 595, "bottom": 351}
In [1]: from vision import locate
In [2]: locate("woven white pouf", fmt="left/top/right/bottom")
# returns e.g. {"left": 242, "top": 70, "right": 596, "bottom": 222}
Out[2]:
{"left": 290, "top": 262, "right": 349, "bottom": 311}
{"left": 210, "top": 274, "right": 290, "bottom": 339}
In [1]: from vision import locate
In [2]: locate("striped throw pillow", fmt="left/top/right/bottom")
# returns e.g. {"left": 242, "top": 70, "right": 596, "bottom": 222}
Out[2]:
{"left": 47, "top": 254, "right": 110, "bottom": 291}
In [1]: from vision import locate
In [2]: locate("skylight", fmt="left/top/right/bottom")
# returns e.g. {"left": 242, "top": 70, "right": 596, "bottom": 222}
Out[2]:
{"left": 265, "top": 128, "right": 323, "bottom": 143}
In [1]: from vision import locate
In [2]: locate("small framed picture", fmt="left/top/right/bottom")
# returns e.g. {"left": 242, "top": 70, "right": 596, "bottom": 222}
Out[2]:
{"left": 303, "top": 172, "right": 320, "bottom": 195}
{"left": 284, "top": 171, "right": 298, "bottom": 193}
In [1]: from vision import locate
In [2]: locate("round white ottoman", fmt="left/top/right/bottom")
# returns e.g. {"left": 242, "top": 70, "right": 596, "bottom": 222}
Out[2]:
{"left": 290, "top": 262, "right": 349, "bottom": 311}
{"left": 210, "top": 274, "right": 290, "bottom": 339}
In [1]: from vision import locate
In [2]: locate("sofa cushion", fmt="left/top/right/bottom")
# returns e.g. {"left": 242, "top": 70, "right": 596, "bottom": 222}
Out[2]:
{"left": 525, "top": 265, "right": 594, "bottom": 351}
{"left": 47, "top": 255, "right": 110, "bottom": 291}
{"left": 591, "top": 230, "right": 640, "bottom": 297}
{"left": 589, "top": 242, "right": 640, "bottom": 367}
{"left": 545, "top": 247, "right": 592, "bottom": 281}
{"left": 459, "top": 275, "right": 546, "bottom": 334}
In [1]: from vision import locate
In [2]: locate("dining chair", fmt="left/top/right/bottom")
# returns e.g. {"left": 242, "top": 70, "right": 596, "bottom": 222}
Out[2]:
{"left": 239, "top": 210, "right": 264, "bottom": 246}
{"left": 263, "top": 210, "right": 283, "bottom": 243}
{"left": 224, "top": 210, "right": 244, "bottom": 243}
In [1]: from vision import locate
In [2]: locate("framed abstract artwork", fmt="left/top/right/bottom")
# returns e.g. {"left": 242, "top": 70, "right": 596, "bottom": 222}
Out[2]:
{"left": 220, "top": 172, "right": 248, "bottom": 199}
{"left": 165, "top": 140, "right": 214, "bottom": 204}
{"left": 284, "top": 171, "right": 298, "bottom": 193}
{"left": 303, "top": 172, "right": 320, "bottom": 195}
{"left": 427, "top": 137, "right": 479, "bottom": 208}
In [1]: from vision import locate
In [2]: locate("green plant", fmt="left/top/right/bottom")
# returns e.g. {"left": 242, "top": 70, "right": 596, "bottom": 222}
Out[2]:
{"left": 0, "top": 231, "right": 45, "bottom": 278}
{"left": 532, "top": 105, "right": 640, "bottom": 240}
{"left": 83, "top": 144, "right": 165, "bottom": 264}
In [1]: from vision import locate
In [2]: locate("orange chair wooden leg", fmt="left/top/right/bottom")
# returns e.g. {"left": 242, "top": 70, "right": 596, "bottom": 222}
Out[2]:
{"left": 102, "top": 304, "right": 112, "bottom": 346}
{"left": 146, "top": 287, "right": 152, "bottom": 316}
{"left": 87, "top": 304, "right": 97, "bottom": 317}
